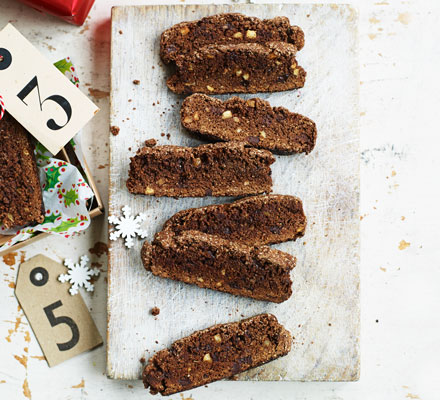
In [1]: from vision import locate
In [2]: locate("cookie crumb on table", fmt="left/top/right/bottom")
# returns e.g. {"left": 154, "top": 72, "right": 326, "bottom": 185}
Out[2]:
{"left": 133, "top": 79, "right": 140, "bottom": 85}
{"left": 151, "top": 307, "right": 160, "bottom": 316}
{"left": 110, "top": 126, "right": 120, "bottom": 136}
{"left": 144, "top": 139, "right": 157, "bottom": 147}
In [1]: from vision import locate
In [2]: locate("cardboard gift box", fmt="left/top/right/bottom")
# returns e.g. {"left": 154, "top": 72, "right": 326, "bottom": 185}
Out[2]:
{"left": 0, "top": 143, "right": 104, "bottom": 256}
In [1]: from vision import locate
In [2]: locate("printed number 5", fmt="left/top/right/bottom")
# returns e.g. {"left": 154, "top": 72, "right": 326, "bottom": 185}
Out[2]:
{"left": 17, "top": 76, "right": 72, "bottom": 131}
{"left": 43, "top": 300, "right": 80, "bottom": 351}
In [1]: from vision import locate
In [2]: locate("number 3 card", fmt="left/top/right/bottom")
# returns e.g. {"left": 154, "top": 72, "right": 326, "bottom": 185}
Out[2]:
{"left": 0, "top": 24, "right": 99, "bottom": 155}
{"left": 15, "top": 255, "right": 103, "bottom": 367}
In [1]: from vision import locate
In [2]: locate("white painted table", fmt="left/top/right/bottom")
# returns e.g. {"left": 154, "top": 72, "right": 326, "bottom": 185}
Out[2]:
{"left": 1, "top": 0, "right": 439, "bottom": 399}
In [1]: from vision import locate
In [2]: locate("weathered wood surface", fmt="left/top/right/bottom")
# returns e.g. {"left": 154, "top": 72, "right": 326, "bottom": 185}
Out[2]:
{"left": 108, "top": 4, "right": 359, "bottom": 381}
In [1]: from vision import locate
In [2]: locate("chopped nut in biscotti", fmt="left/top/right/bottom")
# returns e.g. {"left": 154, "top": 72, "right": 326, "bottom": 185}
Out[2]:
{"left": 214, "top": 334, "right": 222, "bottom": 343}
{"left": 233, "top": 32, "right": 243, "bottom": 39}
{"left": 222, "top": 110, "right": 232, "bottom": 119}
{"left": 246, "top": 30, "right": 257, "bottom": 38}
{"left": 145, "top": 187, "right": 155, "bottom": 195}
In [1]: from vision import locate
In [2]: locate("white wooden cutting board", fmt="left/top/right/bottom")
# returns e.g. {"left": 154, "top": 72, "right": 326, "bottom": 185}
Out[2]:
{"left": 108, "top": 3, "right": 359, "bottom": 381}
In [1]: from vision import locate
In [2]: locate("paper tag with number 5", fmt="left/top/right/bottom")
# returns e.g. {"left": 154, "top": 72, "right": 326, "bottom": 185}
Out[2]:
{"left": 15, "top": 255, "right": 103, "bottom": 367}
{"left": 0, "top": 24, "right": 99, "bottom": 155}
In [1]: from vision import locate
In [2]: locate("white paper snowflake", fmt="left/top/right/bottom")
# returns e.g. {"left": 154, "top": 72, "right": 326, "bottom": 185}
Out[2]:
{"left": 58, "top": 255, "right": 100, "bottom": 295}
{"left": 108, "top": 205, "right": 148, "bottom": 248}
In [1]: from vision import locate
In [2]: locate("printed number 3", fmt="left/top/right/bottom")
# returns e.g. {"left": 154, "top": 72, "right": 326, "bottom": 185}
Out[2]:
{"left": 44, "top": 300, "right": 80, "bottom": 351}
{"left": 17, "top": 76, "right": 72, "bottom": 131}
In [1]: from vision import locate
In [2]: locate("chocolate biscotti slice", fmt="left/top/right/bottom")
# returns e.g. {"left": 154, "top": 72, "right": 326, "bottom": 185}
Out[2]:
{"left": 0, "top": 113, "right": 44, "bottom": 229}
{"left": 142, "top": 230, "right": 295, "bottom": 303}
{"left": 160, "top": 13, "right": 304, "bottom": 64}
{"left": 126, "top": 142, "right": 274, "bottom": 197}
{"left": 167, "top": 42, "right": 306, "bottom": 95}
{"left": 143, "top": 313, "right": 292, "bottom": 395}
{"left": 181, "top": 94, "right": 317, "bottom": 154}
{"left": 162, "top": 194, "right": 306, "bottom": 246}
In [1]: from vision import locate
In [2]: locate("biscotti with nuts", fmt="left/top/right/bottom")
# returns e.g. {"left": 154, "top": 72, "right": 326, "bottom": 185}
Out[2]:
{"left": 126, "top": 142, "right": 274, "bottom": 197}
{"left": 167, "top": 42, "right": 306, "bottom": 95}
{"left": 143, "top": 313, "right": 292, "bottom": 395}
{"left": 181, "top": 94, "right": 317, "bottom": 154}
{"left": 142, "top": 230, "right": 295, "bottom": 303}
{"left": 162, "top": 194, "right": 306, "bottom": 246}
{"left": 160, "top": 12, "right": 304, "bottom": 64}
{"left": 0, "top": 113, "right": 44, "bottom": 229}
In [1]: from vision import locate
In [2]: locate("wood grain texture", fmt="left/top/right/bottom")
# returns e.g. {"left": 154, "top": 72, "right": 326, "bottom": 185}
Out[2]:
{"left": 108, "top": 4, "right": 359, "bottom": 381}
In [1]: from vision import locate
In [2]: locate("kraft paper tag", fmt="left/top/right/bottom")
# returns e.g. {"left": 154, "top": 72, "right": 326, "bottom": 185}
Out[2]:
{"left": 15, "top": 255, "right": 103, "bottom": 367}
{"left": 0, "top": 24, "right": 99, "bottom": 155}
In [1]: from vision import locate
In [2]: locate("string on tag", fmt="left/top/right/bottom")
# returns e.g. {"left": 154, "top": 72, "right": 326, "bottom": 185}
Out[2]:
{"left": 0, "top": 94, "right": 5, "bottom": 121}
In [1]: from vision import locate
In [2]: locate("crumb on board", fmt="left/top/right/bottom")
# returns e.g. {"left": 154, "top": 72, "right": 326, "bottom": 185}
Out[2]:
{"left": 110, "top": 126, "right": 120, "bottom": 136}
{"left": 151, "top": 307, "right": 160, "bottom": 316}
{"left": 119, "top": 30, "right": 123, "bottom": 34}
{"left": 160, "top": 132, "right": 165, "bottom": 137}
{"left": 144, "top": 139, "right": 157, "bottom": 148}
{"left": 140, "top": 357, "right": 146, "bottom": 364}
{"left": 133, "top": 79, "right": 140, "bottom": 85}
{"left": 398, "top": 240, "right": 410, "bottom": 250}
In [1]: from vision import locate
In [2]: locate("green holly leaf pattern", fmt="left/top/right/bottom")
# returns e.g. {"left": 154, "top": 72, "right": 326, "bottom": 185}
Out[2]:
{"left": 54, "top": 58, "right": 73, "bottom": 75}
{"left": 49, "top": 217, "right": 82, "bottom": 233}
{"left": 63, "top": 189, "right": 78, "bottom": 207}
{"left": 44, "top": 213, "right": 61, "bottom": 224}
{"left": 45, "top": 166, "right": 62, "bottom": 191}
{"left": 35, "top": 142, "right": 51, "bottom": 161}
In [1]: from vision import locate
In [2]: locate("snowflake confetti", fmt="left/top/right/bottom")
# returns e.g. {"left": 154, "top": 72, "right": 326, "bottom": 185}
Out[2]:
{"left": 108, "top": 206, "right": 147, "bottom": 248}
{"left": 58, "top": 255, "right": 100, "bottom": 295}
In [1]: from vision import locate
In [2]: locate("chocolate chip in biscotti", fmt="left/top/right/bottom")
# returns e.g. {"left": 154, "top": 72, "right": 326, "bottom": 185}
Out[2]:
{"left": 142, "top": 313, "right": 292, "bottom": 395}
{"left": 167, "top": 42, "right": 306, "bottom": 95}
{"left": 160, "top": 13, "right": 304, "bottom": 64}
{"left": 126, "top": 142, "right": 274, "bottom": 198}
{"left": 141, "top": 230, "right": 295, "bottom": 303}
{"left": 161, "top": 194, "right": 307, "bottom": 246}
{"left": 181, "top": 94, "right": 317, "bottom": 154}
{"left": 0, "top": 113, "right": 44, "bottom": 229}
